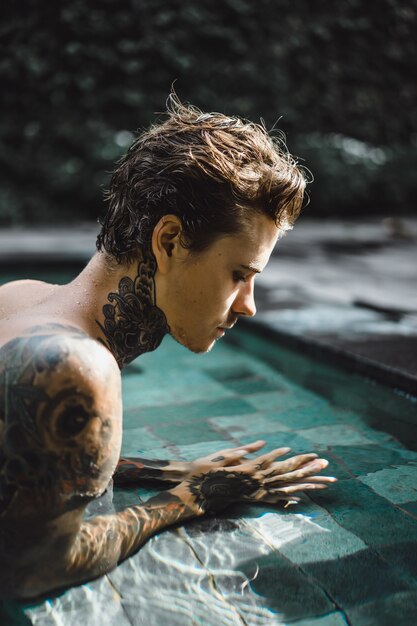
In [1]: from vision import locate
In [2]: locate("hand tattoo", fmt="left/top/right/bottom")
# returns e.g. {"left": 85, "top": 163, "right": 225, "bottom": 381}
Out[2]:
{"left": 187, "top": 471, "right": 259, "bottom": 513}
{"left": 96, "top": 248, "right": 170, "bottom": 368}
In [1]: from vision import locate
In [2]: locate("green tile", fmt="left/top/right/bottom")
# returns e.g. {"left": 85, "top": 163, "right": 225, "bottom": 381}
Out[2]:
{"left": 310, "top": 479, "right": 417, "bottom": 546}
{"left": 273, "top": 403, "right": 343, "bottom": 429}
{"left": 120, "top": 426, "right": 165, "bottom": 455}
{"left": 303, "top": 548, "right": 412, "bottom": 609}
{"left": 359, "top": 464, "right": 417, "bottom": 504}
{"left": 258, "top": 431, "right": 318, "bottom": 455}
{"left": 346, "top": 590, "right": 417, "bottom": 626}
{"left": 244, "top": 390, "right": 293, "bottom": 411}
{"left": 400, "top": 500, "right": 417, "bottom": 517}
{"left": 291, "top": 612, "right": 349, "bottom": 626}
{"left": 123, "top": 397, "right": 255, "bottom": 428}
{"left": 122, "top": 369, "right": 233, "bottom": 409}
{"left": 240, "top": 553, "right": 334, "bottom": 621}
{"left": 327, "top": 444, "right": 417, "bottom": 477}
{"left": 210, "top": 413, "right": 290, "bottom": 438}
{"left": 299, "top": 424, "right": 376, "bottom": 448}
{"left": 125, "top": 445, "right": 177, "bottom": 461}
{"left": 153, "top": 420, "right": 223, "bottom": 445}
{"left": 274, "top": 508, "right": 368, "bottom": 565}
{"left": 175, "top": 440, "right": 234, "bottom": 461}
{"left": 378, "top": 541, "right": 417, "bottom": 580}
{"left": 223, "top": 377, "right": 280, "bottom": 394}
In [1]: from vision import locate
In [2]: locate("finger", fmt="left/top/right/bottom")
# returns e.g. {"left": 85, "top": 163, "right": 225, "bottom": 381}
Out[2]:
{"left": 266, "top": 475, "right": 336, "bottom": 487}
{"left": 244, "top": 447, "right": 292, "bottom": 470}
{"left": 293, "top": 475, "right": 337, "bottom": 483}
{"left": 238, "top": 440, "right": 266, "bottom": 452}
{"left": 263, "top": 459, "right": 330, "bottom": 483}
{"left": 270, "top": 483, "right": 330, "bottom": 494}
{"left": 266, "top": 453, "right": 319, "bottom": 474}
{"left": 208, "top": 440, "right": 266, "bottom": 463}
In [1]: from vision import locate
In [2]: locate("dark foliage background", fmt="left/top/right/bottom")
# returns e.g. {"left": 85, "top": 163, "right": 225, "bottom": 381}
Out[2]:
{"left": 1, "top": 0, "right": 416, "bottom": 225}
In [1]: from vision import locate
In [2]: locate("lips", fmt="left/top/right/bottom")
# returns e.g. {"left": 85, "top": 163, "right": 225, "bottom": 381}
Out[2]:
{"left": 219, "top": 319, "right": 237, "bottom": 331}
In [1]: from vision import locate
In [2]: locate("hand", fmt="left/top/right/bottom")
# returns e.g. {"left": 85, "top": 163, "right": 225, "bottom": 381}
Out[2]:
{"left": 170, "top": 445, "right": 337, "bottom": 514}
{"left": 114, "top": 441, "right": 269, "bottom": 485}
{"left": 185, "top": 440, "right": 268, "bottom": 478}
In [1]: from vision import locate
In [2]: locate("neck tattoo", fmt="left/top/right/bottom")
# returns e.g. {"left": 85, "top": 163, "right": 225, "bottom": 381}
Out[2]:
{"left": 96, "top": 249, "right": 170, "bottom": 368}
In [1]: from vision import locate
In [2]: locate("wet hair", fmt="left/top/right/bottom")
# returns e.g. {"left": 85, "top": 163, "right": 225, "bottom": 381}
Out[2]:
{"left": 96, "top": 94, "right": 308, "bottom": 264}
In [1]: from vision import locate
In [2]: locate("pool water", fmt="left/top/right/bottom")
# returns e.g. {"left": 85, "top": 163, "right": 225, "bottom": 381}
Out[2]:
{"left": 3, "top": 325, "right": 416, "bottom": 626}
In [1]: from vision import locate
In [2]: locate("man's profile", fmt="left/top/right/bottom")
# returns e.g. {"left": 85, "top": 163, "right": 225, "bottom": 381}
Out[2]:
{"left": 0, "top": 96, "right": 336, "bottom": 599}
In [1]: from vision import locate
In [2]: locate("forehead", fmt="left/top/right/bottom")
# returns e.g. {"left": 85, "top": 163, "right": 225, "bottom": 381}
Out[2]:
{"left": 206, "top": 213, "right": 280, "bottom": 269}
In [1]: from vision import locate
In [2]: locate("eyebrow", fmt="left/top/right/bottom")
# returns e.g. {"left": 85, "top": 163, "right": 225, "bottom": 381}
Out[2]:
{"left": 239, "top": 264, "right": 262, "bottom": 274}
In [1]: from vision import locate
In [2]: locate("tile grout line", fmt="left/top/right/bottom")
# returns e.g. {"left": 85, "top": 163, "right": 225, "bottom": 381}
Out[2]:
{"left": 241, "top": 516, "right": 353, "bottom": 625}
{"left": 176, "top": 527, "right": 250, "bottom": 626}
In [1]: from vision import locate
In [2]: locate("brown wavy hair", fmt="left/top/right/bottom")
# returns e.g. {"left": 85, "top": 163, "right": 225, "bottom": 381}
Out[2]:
{"left": 97, "top": 95, "right": 308, "bottom": 264}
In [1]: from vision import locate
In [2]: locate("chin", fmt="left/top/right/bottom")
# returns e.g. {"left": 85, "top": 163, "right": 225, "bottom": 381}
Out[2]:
{"left": 186, "top": 339, "right": 216, "bottom": 355}
{"left": 170, "top": 330, "right": 215, "bottom": 354}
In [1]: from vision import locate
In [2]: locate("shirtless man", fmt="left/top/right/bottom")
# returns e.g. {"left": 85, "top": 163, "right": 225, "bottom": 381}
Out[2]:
{"left": 0, "top": 98, "right": 336, "bottom": 599}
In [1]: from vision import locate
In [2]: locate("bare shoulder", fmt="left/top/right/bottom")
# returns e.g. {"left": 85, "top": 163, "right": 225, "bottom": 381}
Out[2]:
{"left": 0, "top": 323, "right": 122, "bottom": 521}
{"left": 0, "top": 279, "right": 56, "bottom": 319}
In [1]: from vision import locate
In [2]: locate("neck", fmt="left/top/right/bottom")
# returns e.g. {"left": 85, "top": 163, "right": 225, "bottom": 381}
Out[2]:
{"left": 71, "top": 248, "right": 170, "bottom": 369}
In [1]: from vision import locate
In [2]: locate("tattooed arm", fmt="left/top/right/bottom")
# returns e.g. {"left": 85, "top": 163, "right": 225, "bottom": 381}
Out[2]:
{"left": 17, "top": 444, "right": 335, "bottom": 599}
{"left": 0, "top": 326, "right": 335, "bottom": 599}
{"left": 0, "top": 327, "right": 198, "bottom": 599}
{"left": 113, "top": 440, "right": 267, "bottom": 485}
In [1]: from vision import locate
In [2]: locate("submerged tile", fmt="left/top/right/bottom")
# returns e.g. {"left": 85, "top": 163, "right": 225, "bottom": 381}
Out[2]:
{"left": 123, "top": 397, "right": 255, "bottom": 428}
{"left": 175, "top": 440, "right": 234, "bottom": 460}
{"left": 120, "top": 426, "right": 165, "bottom": 455}
{"left": 346, "top": 590, "right": 417, "bottom": 626}
{"left": 377, "top": 541, "right": 417, "bottom": 580}
{"left": 299, "top": 424, "right": 376, "bottom": 448}
{"left": 327, "top": 444, "right": 417, "bottom": 477}
{"left": 239, "top": 552, "right": 334, "bottom": 621}
{"left": 400, "top": 500, "right": 417, "bottom": 517}
{"left": 358, "top": 463, "right": 417, "bottom": 504}
{"left": 209, "top": 413, "right": 290, "bottom": 438}
{"left": 24, "top": 575, "right": 132, "bottom": 626}
{"left": 109, "top": 529, "right": 246, "bottom": 626}
{"left": 153, "top": 419, "right": 222, "bottom": 445}
{"left": 122, "top": 371, "right": 234, "bottom": 410}
{"left": 291, "top": 612, "right": 349, "bottom": 626}
{"left": 274, "top": 513, "right": 367, "bottom": 565}
{"left": 303, "top": 548, "right": 413, "bottom": 609}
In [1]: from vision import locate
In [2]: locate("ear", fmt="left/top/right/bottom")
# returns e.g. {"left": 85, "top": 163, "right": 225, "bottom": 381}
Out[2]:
{"left": 151, "top": 215, "right": 188, "bottom": 273}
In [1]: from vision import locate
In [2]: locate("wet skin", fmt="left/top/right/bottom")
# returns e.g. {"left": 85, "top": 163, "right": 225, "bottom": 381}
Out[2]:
{"left": 0, "top": 214, "right": 336, "bottom": 599}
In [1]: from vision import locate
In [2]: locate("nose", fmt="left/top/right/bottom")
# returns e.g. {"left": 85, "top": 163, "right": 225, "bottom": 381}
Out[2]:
{"left": 232, "top": 279, "right": 257, "bottom": 318}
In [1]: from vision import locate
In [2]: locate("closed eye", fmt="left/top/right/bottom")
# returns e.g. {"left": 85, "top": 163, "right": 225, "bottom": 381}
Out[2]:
{"left": 232, "top": 271, "right": 247, "bottom": 283}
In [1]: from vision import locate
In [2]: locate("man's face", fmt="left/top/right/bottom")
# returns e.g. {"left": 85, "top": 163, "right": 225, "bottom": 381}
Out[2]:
{"left": 159, "top": 213, "right": 280, "bottom": 353}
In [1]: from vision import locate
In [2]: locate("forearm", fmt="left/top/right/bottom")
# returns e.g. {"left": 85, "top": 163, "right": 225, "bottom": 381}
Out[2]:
{"left": 113, "top": 456, "right": 187, "bottom": 484}
{"left": 17, "top": 488, "right": 195, "bottom": 599}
